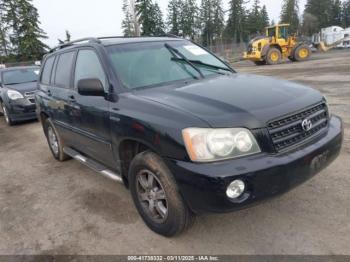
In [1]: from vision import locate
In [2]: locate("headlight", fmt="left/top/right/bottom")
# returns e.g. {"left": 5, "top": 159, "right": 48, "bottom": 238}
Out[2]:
{"left": 182, "top": 128, "right": 261, "bottom": 162}
{"left": 7, "top": 90, "right": 24, "bottom": 100}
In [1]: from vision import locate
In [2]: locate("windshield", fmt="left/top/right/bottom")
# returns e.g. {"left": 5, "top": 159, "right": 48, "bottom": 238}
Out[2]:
{"left": 267, "top": 28, "right": 276, "bottom": 38}
{"left": 107, "top": 41, "right": 231, "bottom": 89}
{"left": 3, "top": 68, "right": 40, "bottom": 85}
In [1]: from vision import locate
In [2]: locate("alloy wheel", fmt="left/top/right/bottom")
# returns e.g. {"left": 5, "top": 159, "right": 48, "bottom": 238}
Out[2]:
{"left": 136, "top": 169, "right": 168, "bottom": 223}
{"left": 47, "top": 126, "right": 59, "bottom": 155}
{"left": 2, "top": 105, "right": 9, "bottom": 124}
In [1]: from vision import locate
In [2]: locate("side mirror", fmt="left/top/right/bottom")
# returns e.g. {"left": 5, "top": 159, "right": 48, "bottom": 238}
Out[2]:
{"left": 77, "top": 78, "right": 105, "bottom": 96}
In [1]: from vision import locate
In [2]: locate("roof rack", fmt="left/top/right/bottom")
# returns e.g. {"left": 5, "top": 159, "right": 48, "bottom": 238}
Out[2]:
{"left": 48, "top": 34, "right": 183, "bottom": 53}
{"left": 97, "top": 34, "right": 182, "bottom": 40}
{"left": 49, "top": 37, "right": 101, "bottom": 53}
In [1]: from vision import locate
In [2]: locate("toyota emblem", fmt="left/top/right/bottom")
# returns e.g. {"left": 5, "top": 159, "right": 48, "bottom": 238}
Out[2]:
{"left": 301, "top": 119, "right": 313, "bottom": 132}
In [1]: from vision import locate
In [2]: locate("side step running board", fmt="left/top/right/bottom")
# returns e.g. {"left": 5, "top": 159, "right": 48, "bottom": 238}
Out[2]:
{"left": 63, "top": 147, "right": 123, "bottom": 184}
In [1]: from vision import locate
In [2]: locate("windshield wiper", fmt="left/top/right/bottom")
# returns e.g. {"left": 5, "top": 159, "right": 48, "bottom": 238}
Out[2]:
{"left": 5, "top": 82, "right": 21, "bottom": 85}
{"left": 164, "top": 43, "right": 205, "bottom": 79}
{"left": 171, "top": 58, "right": 233, "bottom": 73}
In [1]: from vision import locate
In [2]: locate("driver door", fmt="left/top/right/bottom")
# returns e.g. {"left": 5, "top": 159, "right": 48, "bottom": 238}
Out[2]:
{"left": 69, "top": 48, "right": 115, "bottom": 168}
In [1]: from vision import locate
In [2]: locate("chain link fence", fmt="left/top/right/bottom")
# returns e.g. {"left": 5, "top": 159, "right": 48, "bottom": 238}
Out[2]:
{"left": 207, "top": 41, "right": 248, "bottom": 63}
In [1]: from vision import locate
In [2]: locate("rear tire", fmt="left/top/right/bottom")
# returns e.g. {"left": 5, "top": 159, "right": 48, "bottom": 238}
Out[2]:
{"left": 1, "top": 102, "right": 14, "bottom": 126}
{"left": 266, "top": 48, "right": 282, "bottom": 65}
{"left": 129, "top": 151, "right": 195, "bottom": 237}
{"left": 293, "top": 44, "right": 311, "bottom": 62}
{"left": 43, "top": 118, "right": 70, "bottom": 161}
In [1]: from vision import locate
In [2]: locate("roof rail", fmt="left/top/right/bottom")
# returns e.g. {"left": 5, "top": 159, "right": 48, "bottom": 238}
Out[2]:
{"left": 97, "top": 36, "right": 129, "bottom": 40}
{"left": 97, "top": 34, "right": 182, "bottom": 41}
{"left": 162, "top": 33, "right": 182, "bottom": 39}
{"left": 49, "top": 37, "right": 101, "bottom": 53}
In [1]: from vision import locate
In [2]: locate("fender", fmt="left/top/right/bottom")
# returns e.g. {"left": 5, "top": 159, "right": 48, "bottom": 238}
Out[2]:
{"left": 261, "top": 44, "right": 271, "bottom": 57}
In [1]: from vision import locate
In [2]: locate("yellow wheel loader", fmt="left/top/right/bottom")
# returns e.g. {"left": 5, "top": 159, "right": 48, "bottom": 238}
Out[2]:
{"left": 243, "top": 24, "right": 312, "bottom": 65}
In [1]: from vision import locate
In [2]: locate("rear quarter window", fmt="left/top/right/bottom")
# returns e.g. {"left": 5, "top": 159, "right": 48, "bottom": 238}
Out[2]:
{"left": 54, "top": 51, "right": 75, "bottom": 88}
{"left": 41, "top": 56, "right": 55, "bottom": 85}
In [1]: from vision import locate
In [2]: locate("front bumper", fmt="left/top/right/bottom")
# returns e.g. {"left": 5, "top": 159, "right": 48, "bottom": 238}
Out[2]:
{"left": 7, "top": 99, "right": 37, "bottom": 121}
{"left": 243, "top": 51, "right": 263, "bottom": 61}
{"left": 166, "top": 116, "right": 343, "bottom": 214}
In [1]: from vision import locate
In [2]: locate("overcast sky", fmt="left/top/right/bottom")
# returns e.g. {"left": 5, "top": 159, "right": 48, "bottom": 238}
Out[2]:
{"left": 32, "top": 0, "right": 307, "bottom": 48}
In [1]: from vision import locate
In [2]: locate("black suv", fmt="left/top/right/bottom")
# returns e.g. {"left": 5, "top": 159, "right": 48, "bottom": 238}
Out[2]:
{"left": 0, "top": 66, "right": 40, "bottom": 125}
{"left": 36, "top": 37, "right": 343, "bottom": 236}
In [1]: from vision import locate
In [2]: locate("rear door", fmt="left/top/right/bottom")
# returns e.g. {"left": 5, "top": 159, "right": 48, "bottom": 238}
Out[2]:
{"left": 69, "top": 48, "right": 114, "bottom": 168}
{"left": 49, "top": 51, "right": 77, "bottom": 145}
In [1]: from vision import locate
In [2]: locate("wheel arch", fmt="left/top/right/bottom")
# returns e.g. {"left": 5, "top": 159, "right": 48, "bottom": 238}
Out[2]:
{"left": 118, "top": 138, "right": 160, "bottom": 187}
{"left": 39, "top": 111, "right": 50, "bottom": 133}
{"left": 261, "top": 44, "right": 282, "bottom": 57}
{"left": 269, "top": 44, "right": 282, "bottom": 54}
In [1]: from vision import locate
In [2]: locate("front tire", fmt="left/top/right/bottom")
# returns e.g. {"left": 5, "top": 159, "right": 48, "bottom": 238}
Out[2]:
{"left": 1, "top": 102, "right": 14, "bottom": 126}
{"left": 129, "top": 151, "right": 195, "bottom": 237}
{"left": 266, "top": 47, "right": 282, "bottom": 65}
{"left": 43, "top": 118, "right": 70, "bottom": 161}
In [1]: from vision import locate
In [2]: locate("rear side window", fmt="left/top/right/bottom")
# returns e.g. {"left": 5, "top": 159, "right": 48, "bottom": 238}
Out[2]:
{"left": 74, "top": 49, "right": 107, "bottom": 90}
{"left": 41, "top": 56, "right": 55, "bottom": 85}
{"left": 54, "top": 51, "right": 75, "bottom": 88}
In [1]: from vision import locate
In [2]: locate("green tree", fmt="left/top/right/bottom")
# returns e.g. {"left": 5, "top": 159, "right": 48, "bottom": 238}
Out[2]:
{"left": 212, "top": 0, "right": 225, "bottom": 39}
{"left": 301, "top": 12, "right": 319, "bottom": 35}
{"left": 331, "top": 0, "right": 343, "bottom": 26}
{"left": 17, "top": 0, "right": 48, "bottom": 60}
{"left": 343, "top": 0, "right": 350, "bottom": 27}
{"left": 0, "top": 0, "right": 10, "bottom": 57}
{"left": 152, "top": 2, "right": 165, "bottom": 35}
{"left": 224, "top": 0, "right": 247, "bottom": 43}
{"left": 246, "top": 0, "right": 263, "bottom": 35}
{"left": 4, "top": 0, "right": 48, "bottom": 60}
{"left": 122, "top": 0, "right": 135, "bottom": 36}
{"left": 166, "top": 0, "right": 181, "bottom": 35}
{"left": 136, "top": 0, "right": 164, "bottom": 36}
{"left": 136, "top": 0, "right": 154, "bottom": 35}
{"left": 280, "top": 0, "right": 300, "bottom": 33}
{"left": 304, "top": 0, "right": 333, "bottom": 31}
{"left": 261, "top": 5, "right": 270, "bottom": 29}
{"left": 181, "top": 0, "right": 199, "bottom": 39}
{"left": 200, "top": 0, "right": 214, "bottom": 45}
{"left": 3, "top": 0, "right": 20, "bottom": 51}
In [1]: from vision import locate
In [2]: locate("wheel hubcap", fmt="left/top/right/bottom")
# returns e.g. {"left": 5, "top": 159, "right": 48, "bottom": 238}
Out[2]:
{"left": 271, "top": 52, "right": 279, "bottom": 62}
{"left": 136, "top": 170, "right": 168, "bottom": 223}
{"left": 299, "top": 48, "right": 308, "bottom": 58}
{"left": 48, "top": 126, "right": 59, "bottom": 155}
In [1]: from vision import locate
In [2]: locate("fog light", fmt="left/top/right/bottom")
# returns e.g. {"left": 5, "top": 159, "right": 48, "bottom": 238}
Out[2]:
{"left": 226, "top": 180, "right": 245, "bottom": 199}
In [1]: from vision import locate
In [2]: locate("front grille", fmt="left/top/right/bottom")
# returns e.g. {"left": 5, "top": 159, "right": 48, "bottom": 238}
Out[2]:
{"left": 25, "top": 91, "right": 36, "bottom": 104}
{"left": 268, "top": 103, "right": 329, "bottom": 152}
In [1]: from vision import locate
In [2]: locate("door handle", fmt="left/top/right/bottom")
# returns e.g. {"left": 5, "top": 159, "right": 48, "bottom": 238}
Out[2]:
{"left": 47, "top": 89, "right": 52, "bottom": 97}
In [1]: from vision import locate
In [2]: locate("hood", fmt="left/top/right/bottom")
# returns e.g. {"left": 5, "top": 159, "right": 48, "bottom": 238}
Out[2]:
{"left": 135, "top": 74, "right": 323, "bottom": 129}
{"left": 4, "top": 81, "right": 38, "bottom": 94}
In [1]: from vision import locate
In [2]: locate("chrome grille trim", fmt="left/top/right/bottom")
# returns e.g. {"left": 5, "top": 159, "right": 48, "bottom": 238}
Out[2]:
{"left": 267, "top": 103, "right": 329, "bottom": 152}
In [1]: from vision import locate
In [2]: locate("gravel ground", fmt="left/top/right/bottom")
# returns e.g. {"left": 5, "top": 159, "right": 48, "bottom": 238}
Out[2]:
{"left": 0, "top": 50, "right": 349, "bottom": 255}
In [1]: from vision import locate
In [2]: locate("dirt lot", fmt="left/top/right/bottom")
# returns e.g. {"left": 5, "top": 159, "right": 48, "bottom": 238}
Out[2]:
{"left": 0, "top": 50, "right": 349, "bottom": 255}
